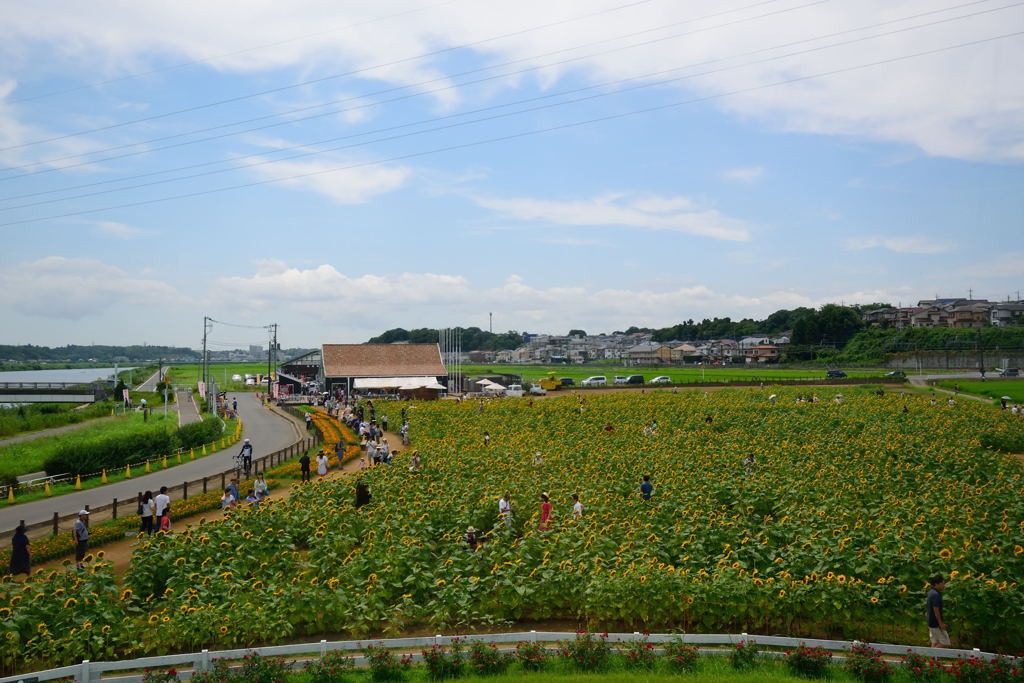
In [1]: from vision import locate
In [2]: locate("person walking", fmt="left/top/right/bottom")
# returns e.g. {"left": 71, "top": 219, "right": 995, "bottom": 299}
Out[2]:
{"left": 305, "top": 412, "right": 313, "bottom": 431}
{"left": 538, "top": 493, "right": 552, "bottom": 530}
{"left": 154, "top": 486, "right": 171, "bottom": 527}
{"left": 139, "top": 490, "right": 155, "bottom": 535}
{"left": 926, "top": 575, "right": 950, "bottom": 647}
{"left": 316, "top": 450, "right": 329, "bottom": 477}
{"left": 639, "top": 475, "right": 653, "bottom": 501}
{"left": 498, "top": 492, "right": 513, "bottom": 528}
{"left": 72, "top": 510, "right": 89, "bottom": 570}
{"left": 299, "top": 451, "right": 311, "bottom": 482}
{"left": 334, "top": 440, "right": 345, "bottom": 469}
{"left": 463, "top": 526, "right": 478, "bottom": 552}
{"left": 8, "top": 524, "right": 30, "bottom": 577}
{"left": 572, "top": 493, "right": 583, "bottom": 520}
{"left": 408, "top": 450, "right": 421, "bottom": 473}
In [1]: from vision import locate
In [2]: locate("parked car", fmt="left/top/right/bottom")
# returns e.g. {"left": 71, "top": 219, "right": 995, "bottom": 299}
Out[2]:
{"left": 244, "top": 377, "right": 257, "bottom": 386}
{"left": 998, "top": 368, "right": 1020, "bottom": 377}
{"left": 884, "top": 370, "right": 906, "bottom": 377}
{"left": 231, "top": 374, "right": 243, "bottom": 381}
{"left": 650, "top": 376, "right": 671, "bottom": 384}
{"left": 826, "top": 370, "right": 847, "bottom": 379}
{"left": 581, "top": 375, "right": 607, "bottom": 387}
{"left": 559, "top": 377, "right": 575, "bottom": 386}
{"left": 626, "top": 375, "right": 645, "bottom": 384}
{"left": 529, "top": 384, "right": 547, "bottom": 395}
{"left": 505, "top": 384, "right": 525, "bottom": 397}
{"left": 613, "top": 376, "right": 628, "bottom": 384}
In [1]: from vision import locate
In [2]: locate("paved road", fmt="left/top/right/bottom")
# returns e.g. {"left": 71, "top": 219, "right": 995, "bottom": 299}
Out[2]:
{"left": 0, "top": 393, "right": 303, "bottom": 536}
{"left": 135, "top": 366, "right": 168, "bottom": 391}
{"left": 907, "top": 371, "right": 984, "bottom": 387}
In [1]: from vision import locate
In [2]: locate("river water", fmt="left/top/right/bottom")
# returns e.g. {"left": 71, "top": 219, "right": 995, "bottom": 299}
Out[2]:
{"left": 0, "top": 367, "right": 135, "bottom": 383}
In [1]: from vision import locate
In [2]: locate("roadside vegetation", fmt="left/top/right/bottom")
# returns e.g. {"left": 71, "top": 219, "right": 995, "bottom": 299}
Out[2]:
{"left": 0, "top": 402, "right": 114, "bottom": 439}
{"left": 935, "top": 379, "right": 1024, "bottom": 404}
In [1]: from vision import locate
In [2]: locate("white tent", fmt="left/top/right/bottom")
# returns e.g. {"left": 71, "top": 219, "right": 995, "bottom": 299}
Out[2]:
{"left": 483, "top": 383, "right": 506, "bottom": 392}
{"left": 352, "top": 376, "right": 442, "bottom": 389}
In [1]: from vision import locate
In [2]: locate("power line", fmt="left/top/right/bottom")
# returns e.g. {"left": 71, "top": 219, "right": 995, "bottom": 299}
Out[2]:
{"left": 5, "top": 0, "right": 465, "bottom": 104}
{"left": 0, "top": 0, "right": 661, "bottom": 152}
{"left": 1, "top": 29, "right": 1019, "bottom": 229}
{"left": 207, "top": 318, "right": 273, "bottom": 330}
{"left": 0, "top": 0, "right": 802, "bottom": 175}
{"left": 1, "top": 3, "right": 1017, "bottom": 211}
{"left": 0, "top": 0, "right": 832, "bottom": 196}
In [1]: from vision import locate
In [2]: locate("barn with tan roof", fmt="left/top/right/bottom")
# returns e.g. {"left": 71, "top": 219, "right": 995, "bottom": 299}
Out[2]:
{"left": 280, "top": 343, "right": 447, "bottom": 397}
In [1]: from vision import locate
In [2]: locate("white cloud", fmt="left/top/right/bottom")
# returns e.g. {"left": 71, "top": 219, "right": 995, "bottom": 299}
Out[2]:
{"left": 239, "top": 154, "right": 411, "bottom": 203}
{"left": 960, "top": 251, "right": 1024, "bottom": 278}
{"left": 473, "top": 192, "right": 751, "bottom": 242}
{"left": 0, "top": 256, "right": 182, "bottom": 319}
{"left": 2, "top": 2, "right": 1020, "bottom": 161}
{"left": 844, "top": 235, "right": 953, "bottom": 255}
{"left": 721, "top": 166, "right": 763, "bottom": 182}
{"left": 214, "top": 262, "right": 864, "bottom": 337}
{"left": 93, "top": 220, "right": 151, "bottom": 238}
{"left": 0, "top": 80, "right": 109, "bottom": 171}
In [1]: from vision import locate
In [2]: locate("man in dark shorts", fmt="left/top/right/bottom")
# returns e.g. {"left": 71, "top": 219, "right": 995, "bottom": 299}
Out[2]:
{"left": 72, "top": 510, "right": 89, "bottom": 570}
{"left": 926, "top": 574, "right": 950, "bottom": 647}
{"left": 299, "top": 451, "right": 311, "bottom": 483}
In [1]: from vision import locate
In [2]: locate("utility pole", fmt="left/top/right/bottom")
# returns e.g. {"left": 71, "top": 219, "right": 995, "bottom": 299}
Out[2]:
{"left": 489, "top": 312, "right": 493, "bottom": 334}
{"left": 201, "top": 316, "right": 210, "bottom": 392}
{"left": 266, "top": 323, "right": 277, "bottom": 400}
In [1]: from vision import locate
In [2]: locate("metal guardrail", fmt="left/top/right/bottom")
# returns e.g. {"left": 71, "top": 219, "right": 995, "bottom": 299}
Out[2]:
{"left": 0, "top": 631, "right": 1013, "bottom": 682}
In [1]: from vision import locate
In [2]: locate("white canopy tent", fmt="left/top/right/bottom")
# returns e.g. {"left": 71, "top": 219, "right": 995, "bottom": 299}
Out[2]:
{"left": 353, "top": 376, "right": 443, "bottom": 390}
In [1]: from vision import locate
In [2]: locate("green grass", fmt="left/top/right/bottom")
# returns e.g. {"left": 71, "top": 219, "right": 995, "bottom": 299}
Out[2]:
{"left": 168, "top": 362, "right": 273, "bottom": 392}
{"left": 0, "top": 411, "right": 178, "bottom": 479}
{"left": 460, "top": 364, "right": 891, "bottom": 384}
{"left": 935, "top": 379, "right": 1024, "bottom": 404}
{"left": 0, "top": 401, "right": 115, "bottom": 439}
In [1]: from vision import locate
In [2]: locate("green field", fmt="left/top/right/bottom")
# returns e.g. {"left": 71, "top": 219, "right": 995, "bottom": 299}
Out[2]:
{"left": 460, "top": 364, "right": 890, "bottom": 384}
{"left": 168, "top": 362, "right": 272, "bottom": 392}
{"left": 0, "top": 411, "right": 178, "bottom": 479}
{"left": 936, "top": 379, "right": 1024, "bottom": 403}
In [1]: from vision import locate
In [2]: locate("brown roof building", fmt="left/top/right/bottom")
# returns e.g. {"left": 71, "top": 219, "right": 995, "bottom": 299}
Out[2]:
{"left": 321, "top": 343, "right": 446, "bottom": 378}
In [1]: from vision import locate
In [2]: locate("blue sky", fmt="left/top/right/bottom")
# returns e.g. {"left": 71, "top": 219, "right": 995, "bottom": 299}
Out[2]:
{"left": 1, "top": 0, "right": 1022, "bottom": 348}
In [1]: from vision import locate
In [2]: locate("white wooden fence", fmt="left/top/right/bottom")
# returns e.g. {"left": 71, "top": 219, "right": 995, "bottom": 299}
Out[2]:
{"left": 0, "top": 631, "right": 1012, "bottom": 682}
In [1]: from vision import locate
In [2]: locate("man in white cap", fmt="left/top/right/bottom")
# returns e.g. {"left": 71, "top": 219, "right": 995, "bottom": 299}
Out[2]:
{"left": 72, "top": 510, "right": 89, "bottom": 569}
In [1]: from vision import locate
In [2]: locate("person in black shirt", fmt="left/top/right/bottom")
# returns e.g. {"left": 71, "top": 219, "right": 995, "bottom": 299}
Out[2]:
{"left": 926, "top": 574, "right": 950, "bottom": 647}
{"left": 354, "top": 480, "right": 372, "bottom": 509}
{"left": 298, "top": 452, "right": 311, "bottom": 483}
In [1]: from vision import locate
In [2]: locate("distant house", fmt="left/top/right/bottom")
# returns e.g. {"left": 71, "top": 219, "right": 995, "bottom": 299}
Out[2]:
{"left": 670, "top": 343, "right": 700, "bottom": 362}
{"left": 626, "top": 342, "right": 672, "bottom": 365}
{"left": 746, "top": 344, "right": 780, "bottom": 364}
{"left": 947, "top": 303, "right": 991, "bottom": 329}
{"left": 738, "top": 336, "right": 771, "bottom": 352}
{"left": 991, "top": 303, "right": 1024, "bottom": 327}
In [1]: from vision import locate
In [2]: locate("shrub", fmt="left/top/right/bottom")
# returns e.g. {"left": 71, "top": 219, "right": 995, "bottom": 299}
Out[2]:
{"left": 620, "top": 635, "right": 656, "bottom": 670}
{"left": 189, "top": 659, "right": 235, "bottom": 682}
{"left": 421, "top": 640, "right": 463, "bottom": 680}
{"left": 946, "top": 655, "right": 1019, "bottom": 683}
{"left": 560, "top": 631, "right": 611, "bottom": 672}
{"left": 514, "top": 640, "right": 548, "bottom": 671}
{"left": 236, "top": 651, "right": 291, "bottom": 683}
{"left": 467, "top": 640, "right": 512, "bottom": 676}
{"left": 304, "top": 650, "right": 356, "bottom": 683}
{"left": 730, "top": 639, "right": 759, "bottom": 670}
{"left": 365, "top": 644, "right": 412, "bottom": 682}
{"left": 844, "top": 642, "right": 892, "bottom": 682}
{"left": 785, "top": 644, "right": 831, "bottom": 678}
{"left": 664, "top": 637, "right": 699, "bottom": 673}
{"left": 141, "top": 668, "right": 180, "bottom": 682}
{"left": 901, "top": 650, "right": 944, "bottom": 682}
{"left": 43, "top": 422, "right": 174, "bottom": 475}
{"left": 174, "top": 416, "right": 223, "bottom": 450}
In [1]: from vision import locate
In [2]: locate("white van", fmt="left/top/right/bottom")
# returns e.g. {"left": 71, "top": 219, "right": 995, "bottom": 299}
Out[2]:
{"left": 581, "top": 375, "right": 607, "bottom": 387}
{"left": 505, "top": 384, "right": 525, "bottom": 397}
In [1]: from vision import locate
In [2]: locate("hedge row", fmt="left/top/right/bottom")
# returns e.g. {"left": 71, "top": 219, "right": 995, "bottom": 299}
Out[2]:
{"left": 43, "top": 416, "right": 224, "bottom": 476}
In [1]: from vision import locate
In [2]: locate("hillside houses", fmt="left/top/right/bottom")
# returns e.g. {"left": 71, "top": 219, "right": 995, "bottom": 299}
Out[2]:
{"left": 482, "top": 332, "right": 789, "bottom": 365}
{"left": 862, "top": 299, "right": 1024, "bottom": 329}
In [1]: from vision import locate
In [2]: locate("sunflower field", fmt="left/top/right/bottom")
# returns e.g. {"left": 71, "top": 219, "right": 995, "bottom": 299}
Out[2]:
{"left": 1, "top": 388, "right": 1022, "bottom": 674}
